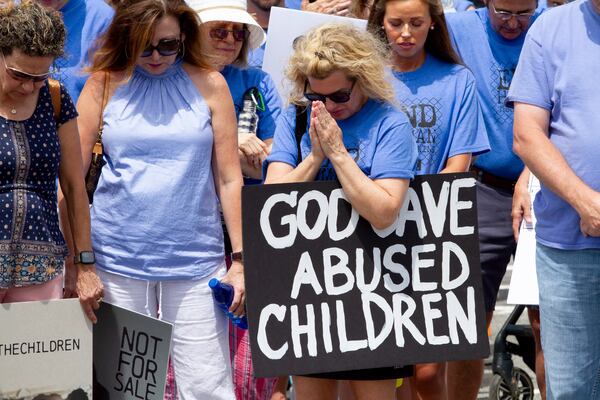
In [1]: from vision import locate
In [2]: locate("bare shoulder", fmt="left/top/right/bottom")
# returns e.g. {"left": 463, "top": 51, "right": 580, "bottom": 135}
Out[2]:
{"left": 182, "top": 63, "right": 230, "bottom": 104}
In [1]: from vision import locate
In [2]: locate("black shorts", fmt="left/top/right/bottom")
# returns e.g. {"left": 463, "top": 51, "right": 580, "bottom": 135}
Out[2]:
{"left": 476, "top": 181, "right": 517, "bottom": 312}
{"left": 305, "top": 365, "right": 414, "bottom": 380}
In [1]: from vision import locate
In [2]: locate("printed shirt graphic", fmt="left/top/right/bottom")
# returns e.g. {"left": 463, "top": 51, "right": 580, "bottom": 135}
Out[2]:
{"left": 391, "top": 55, "right": 489, "bottom": 175}
{"left": 446, "top": 8, "right": 540, "bottom": 180}
{"left": 266, "top": 99, "right": 417, "bottom": 181}
{"left": 507, "top": 0, "right": 600, "bottom": 250}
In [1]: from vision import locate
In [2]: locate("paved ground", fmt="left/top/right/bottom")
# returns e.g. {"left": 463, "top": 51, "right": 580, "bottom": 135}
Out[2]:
{"left": 478, "top": 262, "right": 541, "bottom": 399}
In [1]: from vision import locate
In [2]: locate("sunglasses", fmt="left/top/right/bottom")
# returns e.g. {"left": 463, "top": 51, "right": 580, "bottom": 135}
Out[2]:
{"left": 209, "top": 28, "right": 249, "bottom": 42}
{"left": 1, "top": 53, "right": 50, "bottom": 83}
{"left": 303, "top": 80, "right": 356, "bottom": 104}
{"left": 140, "top": 38, "right": 181, "bottom": 57}
{"left": 489, "top": 2, "right": 534, "bottom": 22}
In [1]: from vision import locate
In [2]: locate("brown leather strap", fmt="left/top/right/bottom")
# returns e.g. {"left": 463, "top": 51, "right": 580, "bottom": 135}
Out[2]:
{"left": 48, "top": 79, "right": 61, "bottom": 122}
{"left": 93, "top": 72, "right": 111, "bottom": 156}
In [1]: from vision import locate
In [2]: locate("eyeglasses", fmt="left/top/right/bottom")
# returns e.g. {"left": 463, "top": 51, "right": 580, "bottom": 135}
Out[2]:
{"left": 489, "top": 2, "right": 535, "bottom": 22}
{"left": 140, "top": 38, "right": 181, "bottom": 57}
{"left": 303, "top": 80, "right": 356, "bottom": 104}
{"left": 1, "top": 53, "right": 50, "bottom": 83}
{"left": 209, "top": 28, "right": 249, "bottom": 42}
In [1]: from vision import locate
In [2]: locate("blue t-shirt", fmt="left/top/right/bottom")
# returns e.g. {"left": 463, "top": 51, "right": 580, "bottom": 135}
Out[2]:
{"left": 222, "top": 65, "right": 282, "bottom": 142}
{"left": 222, "top": 65, "right": 282, "bottom": 184}
{"left": 507, "top": 0, "right": 600, "bottom": 250}
{"left": 248, "top": 43, "right": 266, "bottom": 69}
{"left": 446, "top": 8, "right": 539, "bottom": 180}
{"left": 391, "top": 55, "right": 489, "bottom": 175}
{"left": 53, "top": 0, "right": 114, "bottom": 103}
{"left": 455, "top": 0, "right": 475, "bottom": 11}
{"left": 285, "top": 0, "right": 302, "bottom": 9}
{"left": 266, "top": 99, "right": 417, "bottom": 181}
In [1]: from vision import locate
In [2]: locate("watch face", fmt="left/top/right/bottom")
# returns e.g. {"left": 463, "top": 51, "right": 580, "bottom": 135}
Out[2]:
{"left": 79, "top": 252, "right": 95, "bottom": 264}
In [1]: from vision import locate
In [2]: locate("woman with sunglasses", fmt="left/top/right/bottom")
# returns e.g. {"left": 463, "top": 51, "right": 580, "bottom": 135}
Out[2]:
{"left": 367, "top": 0, "right": 489, "bottom": 398}
{"left": 265, "top": 23, "right": 417, "bottom": 400}
{"left": 75, "top": 0, "right": 243, "bottom": 397}
{"left": 181, "top": 1, "right": 284, "bottom": 399}
{"left": 0, "top": 1, "right": 103, "bottom": 318}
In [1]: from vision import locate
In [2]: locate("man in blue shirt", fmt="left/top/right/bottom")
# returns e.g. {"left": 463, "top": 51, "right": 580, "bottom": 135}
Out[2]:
{"left": 38, "top": 0, "right": 113, "bottom": 102}
{"left": 445, "top": 1, "right": 538, "bottom": 398}
{"left": 247, "top": 0, "right": 286, "bottom": 68}
{"left": 509, "top": 1, "right": 600, "bottom": 398}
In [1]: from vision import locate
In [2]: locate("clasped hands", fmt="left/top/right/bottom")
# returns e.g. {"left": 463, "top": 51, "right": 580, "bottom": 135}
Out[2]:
{"left": 308, "top": 101, "right": 347, "bottom": 163}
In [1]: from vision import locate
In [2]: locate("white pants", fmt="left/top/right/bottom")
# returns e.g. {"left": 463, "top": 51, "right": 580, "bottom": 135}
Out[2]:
{"left": 97, "top": 267, "right": 235, "bottom": 400}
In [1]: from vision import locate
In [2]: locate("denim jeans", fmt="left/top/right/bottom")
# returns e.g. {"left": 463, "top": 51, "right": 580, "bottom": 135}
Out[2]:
{"left": 537, "top": 243, "right": 600, "bottom": 400}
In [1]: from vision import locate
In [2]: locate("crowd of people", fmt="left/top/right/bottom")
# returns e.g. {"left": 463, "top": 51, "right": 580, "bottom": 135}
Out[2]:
{"left": 0, "top": 0, "right": 597, "bottom": 398}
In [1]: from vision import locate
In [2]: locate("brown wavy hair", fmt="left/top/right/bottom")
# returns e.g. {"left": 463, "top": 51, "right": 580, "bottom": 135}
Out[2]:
{"left": 367, "top": 0, "right": 462, "bottom": 65}
{"left": 90, "top": 0, "right": 209, "bottom": 75}
{"left": 0, "top": 0, "right": 65, "bottom": 57}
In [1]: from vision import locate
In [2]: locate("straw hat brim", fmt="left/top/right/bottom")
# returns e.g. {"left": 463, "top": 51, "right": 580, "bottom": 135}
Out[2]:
{"left": 197, "top": 9, "right": 266, "bottom": 50}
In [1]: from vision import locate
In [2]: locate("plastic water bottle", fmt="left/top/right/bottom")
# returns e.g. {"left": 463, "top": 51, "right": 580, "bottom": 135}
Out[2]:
{"left": 208, "top": 278, "right": 248, "bottom": 330}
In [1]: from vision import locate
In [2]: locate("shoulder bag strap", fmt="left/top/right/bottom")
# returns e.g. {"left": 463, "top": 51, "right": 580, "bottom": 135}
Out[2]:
{"left": 48, "top": 79, "right": 61, "bottom": 123}
{"left": 294, "top": 105, "right": 308, "bottom": 165}
{"left": 93, "top": 72, "right": 111, "bottom": 157}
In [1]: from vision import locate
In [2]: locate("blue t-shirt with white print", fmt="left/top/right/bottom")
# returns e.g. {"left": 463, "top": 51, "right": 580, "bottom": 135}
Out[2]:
{"left": 266, "top": 100, "right": 417, "bottom": 181}
{"left": 507, "top": 0, "right": 600, "bottom": 250}
{"left": 53, "top": 0, "right": 114, "bottom": 103}
{"left": 446, "top": 8, "right": 539, "bottom": 180}
{"left": 391, "top": 55, "right": 490, "bottom": 175}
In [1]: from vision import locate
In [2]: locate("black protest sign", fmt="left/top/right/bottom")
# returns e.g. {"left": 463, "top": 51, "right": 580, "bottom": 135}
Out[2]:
{"left": 93, "top": 302, "right": 173, "bottom": 400}
{"left": 242, "top": 173, "right": 489, "bottom": 377}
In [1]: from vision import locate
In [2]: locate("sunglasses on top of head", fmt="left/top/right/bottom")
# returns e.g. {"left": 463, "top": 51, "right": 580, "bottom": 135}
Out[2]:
{"left": 140, "top": 38, "right": 181, "bottom": 57}
{"left": 1, "top": 53, "right": 50, "bottom": 83}
{"left": 303, "top": 80, "right": 356, "bottom": 104}
{"left": 209, "top": 27, "right": 249, "bottom": 42}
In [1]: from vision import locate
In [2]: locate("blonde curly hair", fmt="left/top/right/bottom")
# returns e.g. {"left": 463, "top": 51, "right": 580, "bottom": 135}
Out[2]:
{"left": 286, "top": 23, "right": 394, "bottom": 106}
{"left": 0, "top": 0, "right": 65, "bottom": 57}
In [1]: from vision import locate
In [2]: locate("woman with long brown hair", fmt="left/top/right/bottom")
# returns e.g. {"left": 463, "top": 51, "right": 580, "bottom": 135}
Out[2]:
{"left": 368, "top": 0, "right": 489, "bottom": 398}
{"left": 76, "top": 0, "right": 243, "bottom": 397}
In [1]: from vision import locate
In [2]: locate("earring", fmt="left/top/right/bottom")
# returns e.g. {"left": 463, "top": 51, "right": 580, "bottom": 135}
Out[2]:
{"left": 430, "top": 25, "right": 435, "bottom": 30}
{"left": 180, "top": 41, "right": 186, "bottom": 59}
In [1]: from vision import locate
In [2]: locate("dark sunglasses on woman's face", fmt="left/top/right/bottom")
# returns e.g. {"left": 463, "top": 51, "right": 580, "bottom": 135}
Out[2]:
{"left": 209, "top": 28, "right": 249, "bottom": 42}
{"left": 140, "top": 38, "right": 181, "bottom": 57}
{"left": 303, "top": 80, "right": 356, "bottom": 104}
{"left": 1, "top": 53, "right": 50, "bottom": 83}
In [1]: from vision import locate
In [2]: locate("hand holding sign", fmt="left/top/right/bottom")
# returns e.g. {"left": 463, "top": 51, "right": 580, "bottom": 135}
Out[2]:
{"left": 76, "top": 264, "right": 104, "bottom": 324}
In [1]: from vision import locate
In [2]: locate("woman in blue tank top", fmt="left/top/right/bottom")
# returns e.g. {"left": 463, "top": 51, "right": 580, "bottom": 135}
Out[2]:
{"left": 76, "top": 0, "right": 243, "bottom": 397}
{"left": 191, "top": 1, "right": 284, "bottom": 399}
{"left": 367, "top": 0, "right": 489, "bottom": 398}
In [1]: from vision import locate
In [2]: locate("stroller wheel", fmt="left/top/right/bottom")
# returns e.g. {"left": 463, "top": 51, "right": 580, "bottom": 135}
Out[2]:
{"left": 488, "top": 367, "right": 535, "bottom": 400}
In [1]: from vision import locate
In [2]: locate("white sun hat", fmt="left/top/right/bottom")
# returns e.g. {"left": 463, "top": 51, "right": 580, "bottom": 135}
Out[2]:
{"left": 187, "top": 0, "right": 266, "bottom": 50}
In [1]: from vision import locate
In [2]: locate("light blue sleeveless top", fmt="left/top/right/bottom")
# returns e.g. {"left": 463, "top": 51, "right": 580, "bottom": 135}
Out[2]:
{"left": 91, "top": 60, "right": 224, "bottom": 280}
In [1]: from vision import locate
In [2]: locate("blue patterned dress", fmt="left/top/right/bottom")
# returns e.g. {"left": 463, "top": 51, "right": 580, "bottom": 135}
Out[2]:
{"left": 0, "top": 81, "right": 77, "bottom": 288}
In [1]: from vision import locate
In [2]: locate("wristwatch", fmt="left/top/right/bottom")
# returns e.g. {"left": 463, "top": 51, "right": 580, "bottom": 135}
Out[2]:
{"left": 74, "top": 251, "right": 96, "bottom": 265}
{"left": 230, "top": 251, "right": 244, "bottom": 263}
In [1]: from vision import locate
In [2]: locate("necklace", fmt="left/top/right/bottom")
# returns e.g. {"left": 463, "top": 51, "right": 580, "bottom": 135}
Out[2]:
{"left": 10, "top": 108, "right": 16, "bottom": 115}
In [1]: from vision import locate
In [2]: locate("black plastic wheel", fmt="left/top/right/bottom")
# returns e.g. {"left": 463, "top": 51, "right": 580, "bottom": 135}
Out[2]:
{"left": 488, "top": 367, "right": 535, "bottom": 400}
